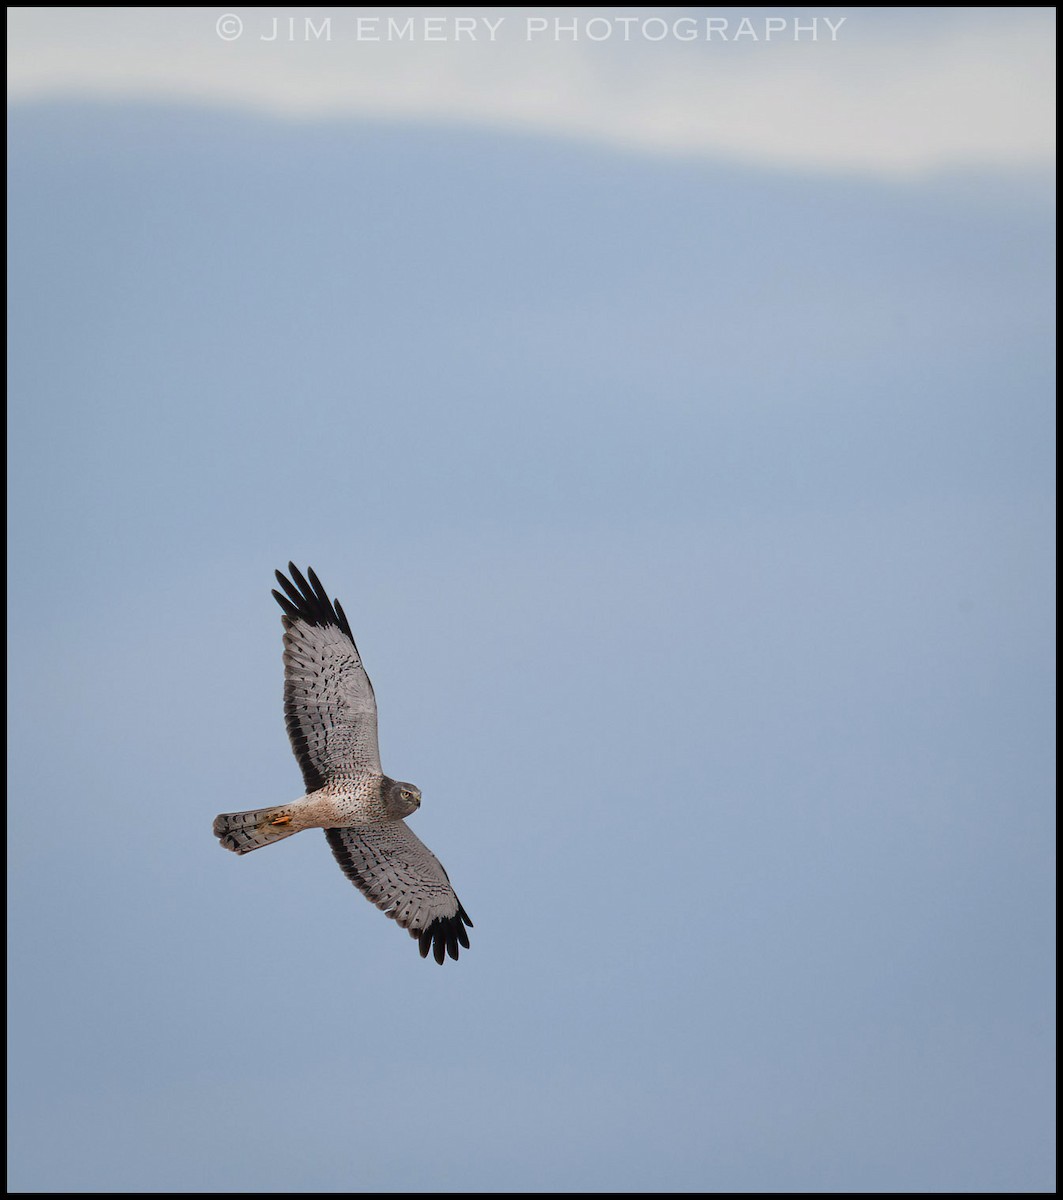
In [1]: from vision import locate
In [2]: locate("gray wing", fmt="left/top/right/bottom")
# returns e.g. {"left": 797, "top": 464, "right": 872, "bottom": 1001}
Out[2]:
{"left": 272, "top": 564, "right": 381, "bottom": 791}
{"left": 325, "top": 822, "right": 473, "bottom": 964}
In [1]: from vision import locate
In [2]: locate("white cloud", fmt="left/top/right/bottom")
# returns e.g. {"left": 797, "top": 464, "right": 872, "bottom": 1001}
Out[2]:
{"left": 6, "top": 7, "right": 1056, "bottom": 177}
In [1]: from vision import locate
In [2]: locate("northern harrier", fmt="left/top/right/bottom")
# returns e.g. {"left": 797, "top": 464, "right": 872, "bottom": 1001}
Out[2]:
{"left": 213, "top": 564, "right": 472, "bottom": 963}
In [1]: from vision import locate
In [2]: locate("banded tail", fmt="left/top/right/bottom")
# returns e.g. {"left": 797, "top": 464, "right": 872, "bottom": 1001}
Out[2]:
{"left": 213, "top": 805, "right": 301, "bottom": 854}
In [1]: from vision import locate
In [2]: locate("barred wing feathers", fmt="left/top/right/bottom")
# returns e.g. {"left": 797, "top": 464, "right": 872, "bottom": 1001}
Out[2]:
{"left": 272, "top": 563, "right": 381, "bottom": 791}
{"left": 325, "top": 822, "right": 473, "bottom": 963}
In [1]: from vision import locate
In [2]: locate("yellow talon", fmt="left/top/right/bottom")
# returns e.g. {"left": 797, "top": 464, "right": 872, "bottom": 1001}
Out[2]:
{"left": 270, "top": 814, "right": 292, "bottom": 826}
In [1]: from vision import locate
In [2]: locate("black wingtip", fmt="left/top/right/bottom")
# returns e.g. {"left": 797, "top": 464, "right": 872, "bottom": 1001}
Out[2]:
{"left": 272, "top": 564, "right": 355, "bottom": 642}
{"left": 416, "top": 908, "right": 473, "bottom": 964}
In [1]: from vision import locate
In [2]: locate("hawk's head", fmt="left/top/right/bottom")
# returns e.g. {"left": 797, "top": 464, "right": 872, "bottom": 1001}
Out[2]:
{"left": 384, "top": 778, "right": 422, "bottom": 820}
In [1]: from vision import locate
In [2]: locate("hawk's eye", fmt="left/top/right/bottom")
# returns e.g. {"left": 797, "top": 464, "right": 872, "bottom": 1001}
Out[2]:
{"left": 401, "top": 789, "right": 411, "bottom": 800}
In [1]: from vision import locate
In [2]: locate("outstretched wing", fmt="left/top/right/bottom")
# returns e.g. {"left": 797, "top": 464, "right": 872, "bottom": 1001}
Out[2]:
{"left": 325, "top": 822, "right": 473, "bottom": 964}
{"left": 272, "top": 563, "right": 381, "bottom": 790}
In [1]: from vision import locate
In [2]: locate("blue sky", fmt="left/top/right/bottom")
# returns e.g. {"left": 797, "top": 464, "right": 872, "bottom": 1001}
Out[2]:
{"left": 7, "top": 8, "right": 1055, "bottom": 1193}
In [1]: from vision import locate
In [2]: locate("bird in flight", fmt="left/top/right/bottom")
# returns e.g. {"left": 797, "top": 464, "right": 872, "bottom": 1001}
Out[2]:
{"left": 213, "top": 564, "right": 472, "bottom": 963}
